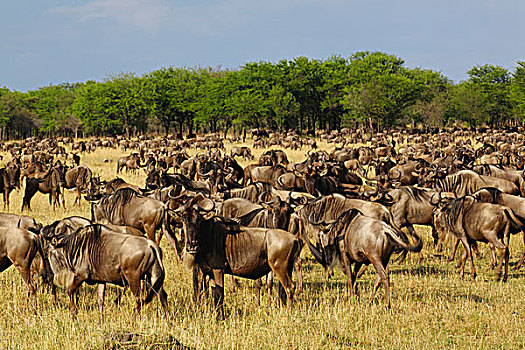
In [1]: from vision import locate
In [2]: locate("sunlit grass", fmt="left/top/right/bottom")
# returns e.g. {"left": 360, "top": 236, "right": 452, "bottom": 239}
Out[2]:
{"left": 0, "top": 139, "right": 523, "bottom": 349}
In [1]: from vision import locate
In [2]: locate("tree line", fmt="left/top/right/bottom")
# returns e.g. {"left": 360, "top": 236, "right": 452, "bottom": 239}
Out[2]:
{"left": 1, "top": 51, "right": 524, "bottom": 139}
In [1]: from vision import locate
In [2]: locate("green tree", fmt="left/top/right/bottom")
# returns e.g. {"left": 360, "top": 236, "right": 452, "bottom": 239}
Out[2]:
{"left": 407, "top": 69, "right": 452, "bottom": 126}
{"left": 510, "top": 61, "right": 525, "bottom": 121}
{"left": 343, "top": 52, "right": 421, "bottom": 130}
{"left": 27, "top": 83, "right": 80, "bottom": 136}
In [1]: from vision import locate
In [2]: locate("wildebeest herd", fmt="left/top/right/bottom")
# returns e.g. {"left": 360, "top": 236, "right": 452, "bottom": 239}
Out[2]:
{"left": 2, "top": 127, "right": 525, "bottom": 322}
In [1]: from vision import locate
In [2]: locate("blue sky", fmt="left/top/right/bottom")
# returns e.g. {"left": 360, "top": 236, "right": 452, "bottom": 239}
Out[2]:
{"left": 1, "top": 0, "right": 524, "bottom": 91}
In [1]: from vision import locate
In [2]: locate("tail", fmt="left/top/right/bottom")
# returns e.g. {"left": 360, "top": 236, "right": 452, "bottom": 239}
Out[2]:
{"left": 504, "top": 208, "right": 525, "bottom": 235}
{"left": 35, "top": 235, "right": 54, "bottom": 285}
{"left": 385, "top": 224, "right": 423, "bottom": 253}
{"left": 144, "top": 243, "right": 165, "bottom": 304}
{"left": 163, "top": 208, "right": 182, "bottom": 258}
{"left": 289, "top": 238, "right": 303, "bottom": 278}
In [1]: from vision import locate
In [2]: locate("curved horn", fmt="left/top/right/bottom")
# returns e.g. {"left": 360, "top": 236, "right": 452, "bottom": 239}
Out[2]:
{"left": 429, "top": 193, "right": 440, "bottom": 206}
{"left": 167, "top": 185, "right": 185, "bottom": 200}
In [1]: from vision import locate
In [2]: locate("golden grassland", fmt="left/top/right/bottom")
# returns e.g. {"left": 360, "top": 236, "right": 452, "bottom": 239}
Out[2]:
{"left": 0, "top": 140, "right": 524, "bottom": 349}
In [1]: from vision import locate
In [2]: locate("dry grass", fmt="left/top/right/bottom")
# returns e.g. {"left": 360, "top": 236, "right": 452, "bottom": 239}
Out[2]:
{"left": 0, "top": 140, "right": 524, "bottom": 349}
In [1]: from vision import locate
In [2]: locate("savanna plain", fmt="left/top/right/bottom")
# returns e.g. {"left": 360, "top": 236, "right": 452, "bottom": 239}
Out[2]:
{"left": 0, "top": 139, "right": 524, "bottom": 350}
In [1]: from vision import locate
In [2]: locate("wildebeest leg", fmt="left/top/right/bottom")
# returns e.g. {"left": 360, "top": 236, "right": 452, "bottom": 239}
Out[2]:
{"left": 341, "top": 252, "right": 354, "bottom": 297}
{"left": 489, "top": 243, "right": 497, "bottom": 269}
{"left": 228, "top": 275, "right": 237, "bottom": 293}
{"left": 15, "top": 262, "right": 37, "bottom": 314}
{"left": 211, "top": 269, "right": 225, "bottom": 319}
{"left": 144, "top": 223, "right": 157, "bottom": 243}
{"left": 67, "top": 277, "right": 84, "bottom": 321}
{"left": 127, "top": 274, "right": 142, "bottom": 322}
{"left": 156, "top": 286, "right": 169, "bottom": 319}
{"left": 97, "top": 284, "right": 106, "bottom": 324}
{"left": 460, "top": 237, "right": 476, "bottom": 280}
{"left": 294, "top": 258, "right": 303, "bottom": 294}
{"left": 266, "top": 273, "right": 274, "bottom": 304}
{"left": 74, "top": 187, "right": 81, "bottom": 206}
{"left": 503, "top": 235, "right": 510, "bottom": 282}
{"left": 270, "top": 260, "right": 294, "bottom": 312}
{"left": 352, "top": 262, "right": 363, "bottom": 297}
{"left": 3, "top": 188, "right": 7, "bottom": 210}
{"left": 60, "top": 189, "right": 65, "bottom": 208}
{"left": 495, "top": 229, "right": 510, "bottom": 282}
{"left": 448, "top": 238, "right": 460, "bottom": 263}
{"left": 407, "top": 224, "right": 423, "bottom": 263}
{"left": 369, "top": 256, "right": 390, "bottom": 308}
{"left": 512, "top": 232, "right": 525, "bottom": 271}
{"left": 192, "top": 267, "right": 202, "bottom": 304}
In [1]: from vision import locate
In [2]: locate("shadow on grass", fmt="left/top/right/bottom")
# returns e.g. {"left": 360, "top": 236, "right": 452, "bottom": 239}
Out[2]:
{"left": 103, "top": 332, "right": 193, "bottom": 350}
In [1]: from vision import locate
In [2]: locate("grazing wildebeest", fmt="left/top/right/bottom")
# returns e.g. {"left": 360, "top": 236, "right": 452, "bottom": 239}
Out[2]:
{"left": 305, "top": 209, "right": 422, "bottom": 308}
{"left": 0, "top": 227, "right": 39, "bottom": 312}
{"left": 22, "top": 168, "right": 64, "bottom": 210}
{"left": 41, "top": 224, "right": 169, "bottom": 322}
{"left": 90, "top": 188, "right": 178, "bottom": 251}
{"left": 176, "top": 194, "right": 301, "bottom": 317}
{"left": 433, "top": 195, "right": 522, "bottom": 282}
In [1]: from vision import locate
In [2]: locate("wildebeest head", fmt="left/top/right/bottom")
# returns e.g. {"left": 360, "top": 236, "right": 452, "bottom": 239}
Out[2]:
{"left": 175, "top": 193, "right": 215, "bottom": 254}
{"left": 146, "top": 169, "right": 161, "bottom": 190}
{"left": 5, "top": 163, "right": 20, "bottom": 189}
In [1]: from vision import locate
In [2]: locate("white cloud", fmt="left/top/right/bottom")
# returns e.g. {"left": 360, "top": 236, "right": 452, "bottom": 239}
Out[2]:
{"left": 50, "top": 0, "right": 170, "bottom": 31}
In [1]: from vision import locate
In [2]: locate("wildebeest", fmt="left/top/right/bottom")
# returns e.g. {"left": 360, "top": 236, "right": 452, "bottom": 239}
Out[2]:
{"left": 305, "top": 209, "right": 421, "bottom": 308}
{"left": 22, "top": 168, "right": 64, "bottom": 210}
{"left": 230, "top": 146, "right": 254, "bottom": 160}
{"left": 470, "top": 187, "right": 525, "bottom": 270}
{"left": 176, "top": 194, "right": 301, "bottom": 317}
{"left": 41, "top": 224, "right": 169, "bottom": 322}
{"left": 374, "top": 186, "right": 454, "bottom": 259}
{"left": 0, "top": 164, "right": 20, "bottom": 210}
{"left": 0, "top": 227, "right": 39, "bottom": 312}
{"left": 433, "top": 195, "right": 522, "bottom": 282}
{"left": 219, "top": 195, "right": 301, "bottom": 294}
{"left": 436, "top": 170, "right": 519, "bottom": 197}
{"left": 116, "top": 153, "right": 142, "bottom": 174}
{"left": 58, "top": 165, "right": 93, "bottom": 206}
{"left": 472, "top": 164, "right": 525, "bottom": 197}
{"left": 244, "top": 164, "right": 287, "bottom": 187}
{"left": 90, "top": 188, "right": 178, "bottom": 251}
{"left": 0, "top": 213, "right": 42, "bottom": 233}
{"left": 289, "top": 194, "right": 401, "bottom": 243}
